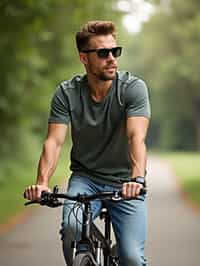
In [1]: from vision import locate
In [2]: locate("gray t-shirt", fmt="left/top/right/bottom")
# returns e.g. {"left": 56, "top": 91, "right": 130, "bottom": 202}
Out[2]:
{"left": 49, "top": 71, "right": 151, "bottom": 186}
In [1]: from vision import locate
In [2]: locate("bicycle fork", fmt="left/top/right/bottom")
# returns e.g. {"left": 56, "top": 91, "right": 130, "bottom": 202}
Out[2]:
{"left": 100, "top": 209, "right": 112, "bottom": 266}
{"left": 71, "top": 202, "right": 102, "bottom": 265}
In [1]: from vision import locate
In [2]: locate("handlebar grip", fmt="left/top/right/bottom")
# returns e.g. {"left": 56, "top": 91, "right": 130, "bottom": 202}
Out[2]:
{"left": 24, "top": 189, "right": 63, "bottom": 208}
{"left": 41, "top": 190, "right": 49, "bottom": 198}
{"left": 24, "top": 191, "right": 48, "bottom": 206}
{"left": 119, "top": 178, "right": 147, "bottom": 195}
{"left": 118, "top": 187, "right": 147, "bottom": 200}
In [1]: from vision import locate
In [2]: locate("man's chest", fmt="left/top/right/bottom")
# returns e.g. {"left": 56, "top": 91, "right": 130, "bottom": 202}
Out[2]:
{"left": 69, "top": 93, "right": 125, "bottom": 131}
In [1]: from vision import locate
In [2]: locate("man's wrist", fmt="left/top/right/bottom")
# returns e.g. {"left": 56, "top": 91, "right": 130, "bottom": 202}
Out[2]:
{"left": 131, "top": 176, "right": 146, "bottom": 187}
{"left": 36, "top": 178, "right": 49, "bottom": 187}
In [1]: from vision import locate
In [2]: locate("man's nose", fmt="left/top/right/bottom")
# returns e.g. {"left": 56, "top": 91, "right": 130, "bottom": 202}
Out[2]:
{"left": 107, "top": 51, "right": 115, "bottom": 61}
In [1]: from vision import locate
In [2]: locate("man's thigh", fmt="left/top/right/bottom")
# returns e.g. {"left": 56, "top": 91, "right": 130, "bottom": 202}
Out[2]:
{"left": 107, "top": 196, "right": 147, "bottom": 266}
{"left": 62, "top": 175, "right": 103, "bottom": 227}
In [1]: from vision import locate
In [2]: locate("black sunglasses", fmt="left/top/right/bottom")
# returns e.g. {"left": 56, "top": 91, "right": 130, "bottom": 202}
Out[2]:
{"left": 82, "top": 46, "right": 122, "bottom": 59}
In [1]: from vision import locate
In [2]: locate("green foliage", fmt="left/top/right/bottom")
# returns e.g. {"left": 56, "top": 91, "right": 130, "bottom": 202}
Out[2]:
{"left": 0, "top": 0, "right": 123, "bottom": 160}
{"left": 121, "top": 0, "right": 200, "bottom": 150}
{"left": 0, "top": 1, "right": 123, "bottom": 223}
{"left": 158, "top": 151, "right": 200, "bottom": 205}
{"left": 0, "top": 139, "right": 71, "bottom": 224}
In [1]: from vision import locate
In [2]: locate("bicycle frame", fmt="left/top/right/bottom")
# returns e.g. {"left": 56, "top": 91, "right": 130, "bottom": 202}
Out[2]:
{"left": 72, "top": 200, "right": 116, "bottom": 266}
{"left": 25, "top": 186, "right": 146, "bottom": 265}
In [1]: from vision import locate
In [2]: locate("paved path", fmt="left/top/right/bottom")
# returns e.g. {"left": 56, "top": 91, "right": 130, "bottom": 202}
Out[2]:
{"left": 0, "top": 156, "right": 200, "bottom": 266}
{"left": 146, "top": 156, "right": 200, "bottom": 265}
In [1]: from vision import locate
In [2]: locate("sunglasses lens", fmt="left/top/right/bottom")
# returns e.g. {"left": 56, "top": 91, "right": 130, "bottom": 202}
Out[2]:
{"left": 97, "top": 47, "right": 122, "bottom": 58}
{"left": 97, "top": 49, "right": 110, "bottom": 58}
{"left": 112, "top": 47, "right": 122, "bottom": 57}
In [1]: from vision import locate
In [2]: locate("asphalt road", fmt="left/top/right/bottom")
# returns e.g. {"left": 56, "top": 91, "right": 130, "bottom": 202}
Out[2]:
{"left": 146, "top": 156, "right": 200, "bottom": 266}
{"left": 0, "top": 156, "right": 200, "bottom": 266}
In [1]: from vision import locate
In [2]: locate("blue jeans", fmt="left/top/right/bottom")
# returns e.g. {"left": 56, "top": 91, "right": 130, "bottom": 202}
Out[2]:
{"left": 60, "top": 175, "right": 148, "bottom": 266}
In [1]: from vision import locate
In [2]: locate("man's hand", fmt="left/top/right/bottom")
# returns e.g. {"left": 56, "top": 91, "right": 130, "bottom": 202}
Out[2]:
{"left": 122, "top": 182, "right": 144, "bottom": 199}
{"left": 24, "top": 185, "right": 51, "bottom": 201}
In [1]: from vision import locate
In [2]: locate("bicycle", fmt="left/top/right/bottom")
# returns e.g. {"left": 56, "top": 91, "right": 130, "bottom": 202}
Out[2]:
{"left": 25, "top": 185, "right": 146, "bottom": 266}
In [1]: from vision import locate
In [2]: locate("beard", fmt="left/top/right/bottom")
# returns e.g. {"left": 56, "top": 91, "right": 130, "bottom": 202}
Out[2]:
{"left": 86, "top": 56, "right": 117, "bottom": 81}
{"left": 98, "top": 71, "right": 116, "bottom": 81}
{"left": 88, "top": 64, "right": 117, "bottom": 81}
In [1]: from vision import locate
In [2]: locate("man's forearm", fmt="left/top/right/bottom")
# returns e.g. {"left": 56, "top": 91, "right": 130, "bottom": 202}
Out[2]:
{"left": 129, "top": 137, "right": 147, "bottom": 178}
{"left": 36, "top": 138, "right": 62, "bottom": 186}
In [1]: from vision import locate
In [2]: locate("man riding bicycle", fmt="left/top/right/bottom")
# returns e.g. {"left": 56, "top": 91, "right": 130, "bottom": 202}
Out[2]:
{"left": 24, "top": 21, "right": 151, "bottom": 266}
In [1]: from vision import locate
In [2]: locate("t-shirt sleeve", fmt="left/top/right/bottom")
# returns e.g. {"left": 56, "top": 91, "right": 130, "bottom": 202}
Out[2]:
{"left": 48, "top": 85, "right": 71, "bottom": 124}
{"left": 125, "top": 79, "right": 151, "bottom": 118}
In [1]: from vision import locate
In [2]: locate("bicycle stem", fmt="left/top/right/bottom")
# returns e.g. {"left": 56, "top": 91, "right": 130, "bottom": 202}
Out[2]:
{"left": 82, "top": 202, "right": 92, "bottom": 240}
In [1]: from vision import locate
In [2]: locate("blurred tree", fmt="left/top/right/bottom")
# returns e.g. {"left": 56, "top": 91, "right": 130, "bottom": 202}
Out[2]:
{"left": 0, "top": 0, "right": 122, "bottom": 160}
{"left": 121, "top": 0, "right": 200, "bottom": 150}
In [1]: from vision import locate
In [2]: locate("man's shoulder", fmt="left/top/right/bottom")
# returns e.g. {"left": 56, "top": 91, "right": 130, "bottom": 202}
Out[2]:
{"left": 116, "top": 71, "right": 150, "bottom": 107}
{"left": 59, "top": 74, "right": 86, "bottom": 91}
{"left": 117, "top": 71, "right": 148, "bottom": 91}
{"left": 117, "top": 71, "right": 139, "bottom": 86}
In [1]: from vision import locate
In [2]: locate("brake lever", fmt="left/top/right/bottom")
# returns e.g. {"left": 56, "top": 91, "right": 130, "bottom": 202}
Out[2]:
{"left": 25, "top": 186, "right": 62, "bottom": 207}
{"left": 40, "top": 189, "right": 63, "bottom": 208}
{"left": 24, "top": 198, "right": 63, "bottom": 207}
{"left": 24, "top": 200, "right": 40, "bottom": 206}
{"left": 43, "top": 200, "right": 63, "bottom": 208}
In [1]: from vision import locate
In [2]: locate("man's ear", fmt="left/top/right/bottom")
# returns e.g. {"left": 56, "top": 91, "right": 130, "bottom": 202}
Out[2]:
{"left": 79, "top": 52, "right": 88, "bottom": 65}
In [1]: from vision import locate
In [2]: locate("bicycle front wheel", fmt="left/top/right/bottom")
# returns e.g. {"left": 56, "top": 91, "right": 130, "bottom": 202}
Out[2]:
{"left": 72, "top": 253, "right": 95, "bottom": 266}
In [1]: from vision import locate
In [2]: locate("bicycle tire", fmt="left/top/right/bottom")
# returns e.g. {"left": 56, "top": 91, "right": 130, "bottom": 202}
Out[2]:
{"left": 72, "top": 253, "right": 94, "bottom": 266}
{"left": 110, "top": 244, "right": 120, "bottom": 266}
{"left": 111, "top": 244, "right": 118, "bottom": 256}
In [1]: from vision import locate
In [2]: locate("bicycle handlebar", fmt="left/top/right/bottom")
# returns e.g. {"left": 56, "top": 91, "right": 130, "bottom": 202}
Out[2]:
{"left": 24, "top": 185, "right": 147, "bottom": 207}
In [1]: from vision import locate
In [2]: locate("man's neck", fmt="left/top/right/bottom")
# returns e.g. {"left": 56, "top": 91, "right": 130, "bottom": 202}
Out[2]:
{"left": 87, "top": 75, "right": 113, "bottom": 102}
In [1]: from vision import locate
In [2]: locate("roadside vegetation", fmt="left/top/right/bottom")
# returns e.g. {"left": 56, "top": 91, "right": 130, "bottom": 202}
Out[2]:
{"left": 0, "top": 139, "right": 71, "bottom": 225}
{"left": 159, "top": 151, "right": 200, "bottom": 205}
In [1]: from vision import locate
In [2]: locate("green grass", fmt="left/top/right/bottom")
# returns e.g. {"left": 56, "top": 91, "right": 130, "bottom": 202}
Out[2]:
{"left": 157, "top": 151, "right": 200, "bottom": 205}
{"left": 0, "top": 141, "right": 71, "bottom": 225}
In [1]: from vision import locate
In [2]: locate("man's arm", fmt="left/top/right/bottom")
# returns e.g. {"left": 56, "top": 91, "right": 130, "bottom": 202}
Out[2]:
{"left": 122, "top": 116, "right": 150, "bottom": 198}
{"left": 24, "top": 123, "right": 68, "bottom": 200}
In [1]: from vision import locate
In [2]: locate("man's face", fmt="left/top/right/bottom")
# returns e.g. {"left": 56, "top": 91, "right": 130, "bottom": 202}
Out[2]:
{"left": 80, "top": 35, "right": 120, "bottom": 81}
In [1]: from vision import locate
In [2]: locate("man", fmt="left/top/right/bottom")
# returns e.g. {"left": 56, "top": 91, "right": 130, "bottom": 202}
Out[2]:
{"left": 24, "top": 21, "right": 151, "bottom": 266}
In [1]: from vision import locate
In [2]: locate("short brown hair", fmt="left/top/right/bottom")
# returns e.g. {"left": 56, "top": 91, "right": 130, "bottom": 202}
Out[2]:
{"left": 76, "top": 21, "right": 116, "bottom": 52}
